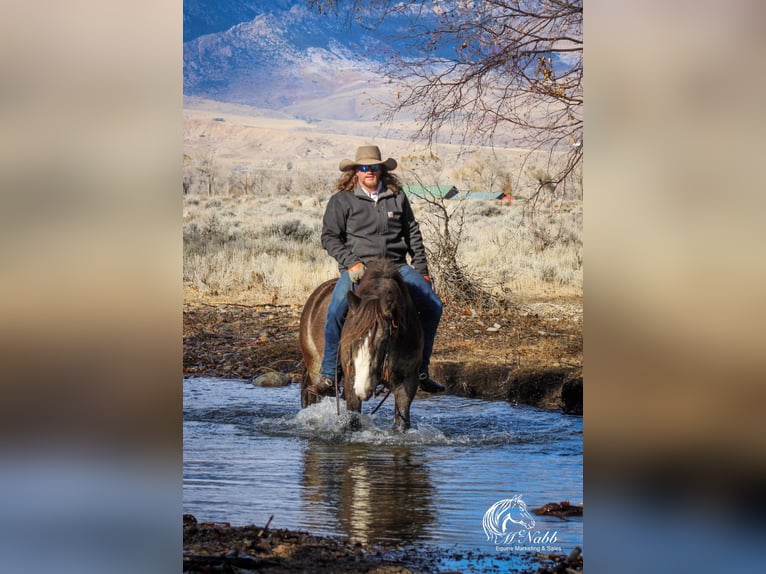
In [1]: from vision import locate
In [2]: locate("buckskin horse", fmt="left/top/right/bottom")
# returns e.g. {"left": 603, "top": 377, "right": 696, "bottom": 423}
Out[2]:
{"left": 299, "top": 258, "right": 423, "bottom": 432}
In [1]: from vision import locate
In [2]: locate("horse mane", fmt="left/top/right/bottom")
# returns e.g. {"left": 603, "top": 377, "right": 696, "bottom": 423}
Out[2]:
{"left": 357, "top": 258, "right": 403, "bottom": 292}
{"left": 340, "top": 259, "right": 408, "bottom": 345}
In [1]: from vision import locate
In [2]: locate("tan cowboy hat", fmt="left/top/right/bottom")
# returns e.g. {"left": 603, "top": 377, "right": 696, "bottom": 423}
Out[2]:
{"left": 339, "top": 145, "right": 397, "bottom": 172}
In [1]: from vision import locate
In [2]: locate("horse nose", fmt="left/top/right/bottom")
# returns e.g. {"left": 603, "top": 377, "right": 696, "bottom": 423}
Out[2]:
{"left": 356, "top": 387, "right": 374, "bottom": 401}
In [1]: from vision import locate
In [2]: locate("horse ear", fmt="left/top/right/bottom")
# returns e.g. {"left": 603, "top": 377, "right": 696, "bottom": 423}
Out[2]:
{"left": 347, "top": 290, "right": 361, "bottom": 310}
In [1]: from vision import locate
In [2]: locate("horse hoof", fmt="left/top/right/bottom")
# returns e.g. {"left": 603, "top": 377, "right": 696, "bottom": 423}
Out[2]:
{"left": 347, "top": 414, "right": 362, "bottom": 432}
{"left": 393, "top": 421, "right": 410, "bottom": 433}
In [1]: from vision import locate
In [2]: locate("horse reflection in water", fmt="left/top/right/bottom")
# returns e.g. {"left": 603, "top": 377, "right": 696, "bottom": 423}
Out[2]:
{"left": 299, "top": 258, "right": 423, "bottom": 431}
{"left": 301, "top": 442, "right": 436, "bottom": 544}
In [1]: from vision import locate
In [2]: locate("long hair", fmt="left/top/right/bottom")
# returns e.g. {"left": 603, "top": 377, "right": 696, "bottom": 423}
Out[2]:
{"left": 336, "top": 168, "right": 402, "bottom": 194}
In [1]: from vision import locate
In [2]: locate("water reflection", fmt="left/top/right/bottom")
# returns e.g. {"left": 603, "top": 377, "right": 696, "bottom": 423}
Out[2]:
{"left": 183, "top": 379, "right": 582, "bottom": 553}
{"left": 302, "top": 442, "right": 435, "bottom": 544}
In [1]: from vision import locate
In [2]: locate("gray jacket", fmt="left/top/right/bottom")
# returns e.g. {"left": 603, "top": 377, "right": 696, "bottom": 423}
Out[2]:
{"left": 321, "top": 184, "right": 430, "bottom": 275}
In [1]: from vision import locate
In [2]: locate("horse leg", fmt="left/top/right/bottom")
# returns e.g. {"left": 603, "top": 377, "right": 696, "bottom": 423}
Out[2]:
{"left": 392, "top": 381, "right": 416, "bottom": 433}
{"left": 300, "top": 368, "right": 318, "bottom": 409}
{"left": 345, "top": 383, "right": 362, "bottom": 431}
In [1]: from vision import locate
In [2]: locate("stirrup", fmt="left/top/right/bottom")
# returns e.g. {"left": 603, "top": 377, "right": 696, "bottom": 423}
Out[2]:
{"left": 418, "top": 373, "right": 445, "bottom": 393}
{"left": 307, "top": 376, "right": 335, "bottom": 394}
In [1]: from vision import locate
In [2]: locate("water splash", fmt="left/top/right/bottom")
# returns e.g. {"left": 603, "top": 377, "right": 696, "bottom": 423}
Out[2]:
{"left": 288, "top": 397, "right": 357, "bottom": 439}
{"left": 183, "top": 377, "right": 583, "bottom": 553}
{"left": 280, "top": 396, "right": 517, "bottom": 447}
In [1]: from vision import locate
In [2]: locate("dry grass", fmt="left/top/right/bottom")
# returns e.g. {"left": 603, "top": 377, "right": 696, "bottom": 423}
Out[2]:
{"left": 182, "top": 106, "right": 582, "bottom": 308}
{"left": 183, "top": 194, "right": 337, "bottom": 304}
{"left": 183, "top": 189, "right": 582, "bottom": 307}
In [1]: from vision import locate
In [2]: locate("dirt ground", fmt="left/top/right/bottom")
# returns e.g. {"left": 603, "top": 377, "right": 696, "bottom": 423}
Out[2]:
{"left": 183, "top": 293, "right": 583, "bottom": 412}
{"left": 183, "top": 293, "right": 583, "bottom": 572}
{"left": 183, "top": 513, "right": 583, "bottom": 574}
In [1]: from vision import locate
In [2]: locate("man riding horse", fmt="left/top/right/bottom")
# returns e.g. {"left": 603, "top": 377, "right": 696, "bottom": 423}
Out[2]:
{"left": 306, "top": 145, "right": 445, "bottom": 396}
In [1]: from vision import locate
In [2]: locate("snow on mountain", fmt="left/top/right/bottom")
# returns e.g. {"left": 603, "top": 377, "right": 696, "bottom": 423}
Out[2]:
{"left": 183, "top": 1, "right": 396, "bottom": 120}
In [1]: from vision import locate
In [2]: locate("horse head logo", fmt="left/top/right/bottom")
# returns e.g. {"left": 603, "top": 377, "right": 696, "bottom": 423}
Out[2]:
{"left": 482, "top": 495, "right": 536, "bottom": 543}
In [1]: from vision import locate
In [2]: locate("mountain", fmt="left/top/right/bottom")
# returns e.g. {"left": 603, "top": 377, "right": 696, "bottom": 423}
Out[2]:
{"left": 184, "top": 1, "right": 403, "bottom": 121}
{"left": 184, "top": 0, "right": 262, "bottom": 43}
{"left": 183, "top": 1, "right": 573, "bottom": 139}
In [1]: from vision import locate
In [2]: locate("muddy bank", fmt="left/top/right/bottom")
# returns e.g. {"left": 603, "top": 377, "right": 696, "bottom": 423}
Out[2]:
{"left": 183, "top": 514, "right": 583, "bottom": 574}
{"left": 183, "top": 296, "right": 582, "bottom": 413}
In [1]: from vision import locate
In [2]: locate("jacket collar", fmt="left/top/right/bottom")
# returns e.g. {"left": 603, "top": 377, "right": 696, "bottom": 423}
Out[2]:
{"left": 354, "top": 182, "right": 392, "bottom": 201}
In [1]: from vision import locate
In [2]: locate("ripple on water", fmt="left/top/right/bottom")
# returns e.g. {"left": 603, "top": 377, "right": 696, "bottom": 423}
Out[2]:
{"left": 183, "top": 378, "right": 582, "bottom": 554}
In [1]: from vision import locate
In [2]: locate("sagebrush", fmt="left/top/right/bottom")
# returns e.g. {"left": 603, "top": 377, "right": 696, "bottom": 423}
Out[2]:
{"left": 183, "top": 187, "right": 581, "bottom": 307}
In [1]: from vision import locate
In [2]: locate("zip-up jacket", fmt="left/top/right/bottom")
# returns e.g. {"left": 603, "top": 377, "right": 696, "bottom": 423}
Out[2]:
{"left": 321, "top": 184, "right": 430, "bottom": 276}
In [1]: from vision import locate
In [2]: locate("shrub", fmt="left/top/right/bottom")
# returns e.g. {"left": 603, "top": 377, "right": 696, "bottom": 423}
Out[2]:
{"left": 183, "top": 190, "right": 582, "bottom": 304}
{"left": 265, "top": 220, "right": 316, "bottom": 243}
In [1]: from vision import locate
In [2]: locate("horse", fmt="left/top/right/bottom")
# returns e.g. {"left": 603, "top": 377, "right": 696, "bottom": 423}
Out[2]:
{"left": 298, "top": 258, "right": 423, "bottom": 432}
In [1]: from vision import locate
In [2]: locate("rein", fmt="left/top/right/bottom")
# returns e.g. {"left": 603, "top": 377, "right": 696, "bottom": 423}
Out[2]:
{"left": 370, "top": 389, "right": 391, "bottom": 415}
{"left": 370, "top": 317, "right": 397, "bottom": 415}
{"left": 380, "top": 316, "right": 398, "bottom": 383}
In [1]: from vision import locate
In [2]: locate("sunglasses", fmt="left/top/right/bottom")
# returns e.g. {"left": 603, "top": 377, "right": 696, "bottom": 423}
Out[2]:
{"left": 357, "top": 165, "right": 382, "bottom": 172}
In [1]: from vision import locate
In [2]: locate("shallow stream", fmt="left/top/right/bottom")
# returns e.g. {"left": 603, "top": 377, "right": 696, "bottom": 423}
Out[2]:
{"left": 183, "top": 377, "right": 582, "bottom": 569}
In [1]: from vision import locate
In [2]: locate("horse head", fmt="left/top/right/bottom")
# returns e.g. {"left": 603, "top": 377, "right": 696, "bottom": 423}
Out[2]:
{"left": 345, "top": 290, "right": 397, "bottom": 401}
{"left": 342, "top": 261, "right": 406, "bottom": 402}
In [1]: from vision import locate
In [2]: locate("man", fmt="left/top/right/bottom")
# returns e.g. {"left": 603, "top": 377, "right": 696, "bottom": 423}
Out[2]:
{"left": 307, "top": 145, "right": 445, "bottom": 394}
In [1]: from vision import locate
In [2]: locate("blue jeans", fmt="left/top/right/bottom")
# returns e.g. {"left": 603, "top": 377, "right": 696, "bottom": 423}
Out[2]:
{"left": 319, "top": 264, "right": 443, "bottom": 379}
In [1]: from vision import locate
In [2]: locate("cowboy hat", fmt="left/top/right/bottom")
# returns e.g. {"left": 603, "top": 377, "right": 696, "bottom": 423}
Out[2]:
{"left": 339, "top": 145, "right": 397, "bottom": 172}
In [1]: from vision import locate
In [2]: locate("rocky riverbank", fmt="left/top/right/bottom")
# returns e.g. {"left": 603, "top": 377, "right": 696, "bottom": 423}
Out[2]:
{"left": 183, "top": 295, "right": 582, "bottom": 413}
{"left": 183, "top": 514, "right": 583, "bottom": 573}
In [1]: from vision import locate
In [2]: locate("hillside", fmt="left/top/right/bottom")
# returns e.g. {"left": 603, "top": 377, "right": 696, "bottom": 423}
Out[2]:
{"left": 183, "top": 0, "right": 399, "bottom": 120}
{"left": 183, "top": 98, "right": 550, "bottom": 192}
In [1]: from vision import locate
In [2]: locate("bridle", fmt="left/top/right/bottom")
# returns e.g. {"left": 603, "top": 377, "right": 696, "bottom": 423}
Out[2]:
{"left": 380, "top": 316, "right": 398, "bottom": 384}
{"left": 371, "top": 315, "right": 397, "bottom": 416}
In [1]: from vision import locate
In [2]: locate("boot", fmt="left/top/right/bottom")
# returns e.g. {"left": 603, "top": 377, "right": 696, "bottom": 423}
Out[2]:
{"left": 418, "top": 372, "right": 445, "bottom": 393}
{"left": 307, "top": 375, "right": 335, "bottom": 394}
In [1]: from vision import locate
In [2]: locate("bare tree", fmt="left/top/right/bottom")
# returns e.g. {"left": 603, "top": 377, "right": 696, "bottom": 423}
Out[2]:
{"left": 195, "top": 146, "right": 219, "bottom": 196}
{"left": 401, "top": 162, "right": 498, "bottom": 310}
{"left": 309, "top": 0, "right": 582, "bottom": 196}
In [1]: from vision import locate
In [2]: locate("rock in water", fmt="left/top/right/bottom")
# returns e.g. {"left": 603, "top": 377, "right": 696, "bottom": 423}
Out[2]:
{"left": 252, "top": 372, "right": 291, "bottom": 387}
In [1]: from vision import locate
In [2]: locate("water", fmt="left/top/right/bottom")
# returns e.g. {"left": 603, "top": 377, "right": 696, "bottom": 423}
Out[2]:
{"left": 184, "top": 377, "right": 582, "bottom": 566}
